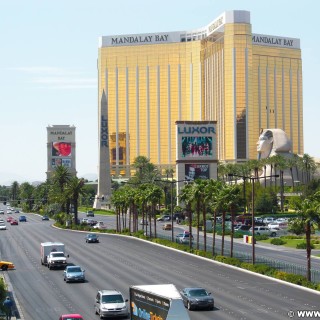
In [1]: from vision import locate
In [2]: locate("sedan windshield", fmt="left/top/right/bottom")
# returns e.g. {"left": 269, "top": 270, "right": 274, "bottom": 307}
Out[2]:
{"left": 68, "top": 267, "right": 81, "bottom": 273}
{"left": 189, "top": 289, "right": 208, "bottom": 297}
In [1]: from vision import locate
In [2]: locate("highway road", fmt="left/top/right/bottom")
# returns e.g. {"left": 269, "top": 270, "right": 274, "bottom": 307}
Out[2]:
{"left": 93, "top": 213, "right": 320, "bottom": 277}
{"left": 0, "top": 211, "right": 319, "bottom": 320}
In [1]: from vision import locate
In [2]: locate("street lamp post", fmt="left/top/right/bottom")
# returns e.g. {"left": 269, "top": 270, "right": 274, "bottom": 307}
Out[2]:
{"left": 228, "top": 173, "right": 279, "bottom": 264}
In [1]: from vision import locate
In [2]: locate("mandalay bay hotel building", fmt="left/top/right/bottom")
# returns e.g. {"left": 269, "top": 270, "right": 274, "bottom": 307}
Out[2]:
{"left": 98, "top": 10, "right": 303, "bottom": 177}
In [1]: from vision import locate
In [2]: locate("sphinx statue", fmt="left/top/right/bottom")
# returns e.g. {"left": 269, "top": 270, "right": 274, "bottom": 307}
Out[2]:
{"left": 257, "top": 129, "right": 297, "bottom": 185}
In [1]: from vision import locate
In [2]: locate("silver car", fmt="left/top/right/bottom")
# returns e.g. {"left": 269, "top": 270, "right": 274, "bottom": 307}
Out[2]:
{"left": 63, "top": 266, "right": 85, "bottom": 283}
{"left": 95, "top": 289, "right": 129, "bottom": 318}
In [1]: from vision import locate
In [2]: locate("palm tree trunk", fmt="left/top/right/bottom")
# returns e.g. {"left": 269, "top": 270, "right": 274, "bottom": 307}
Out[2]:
{"left": 203, "top": 204, "right": 207, "bottom": 252}
{"left": 221, "top": 211, "right": 225, "bottom": 256}
{"left": 306, "top": 221, "right": 311, "bottom": 282}
{"left": 212, "top": 210, "right": 217, "bottom": 256}
{"left": 196, "top": 200, "right": 200, "bottom": 250}
{"left": 230, "top": 208, "right": 235, "bottom": 258}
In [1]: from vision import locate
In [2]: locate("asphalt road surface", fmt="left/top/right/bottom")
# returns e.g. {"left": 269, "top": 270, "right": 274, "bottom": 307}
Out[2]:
{"left": 0, "top": 212, "right": 319, "bottom": 320}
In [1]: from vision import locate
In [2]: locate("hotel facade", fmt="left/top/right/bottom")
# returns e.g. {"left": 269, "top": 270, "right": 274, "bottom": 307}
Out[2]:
{"left": 98, "top": 10, "right": 303, "bottom": 177}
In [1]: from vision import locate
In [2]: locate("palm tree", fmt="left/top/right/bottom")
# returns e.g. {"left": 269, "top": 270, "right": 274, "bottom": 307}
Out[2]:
{"left": 10, "top": 181, "right": 20, "bottom": 203}
{"left": 289, "top": 192, "right": 320, "bottom": 281}
{"left": 205, "top": 179, "right": 223, "bottom": 256}
{"left": 19, "top": 182, "right": 35, "bottom": 211}
{"left": 65, "top": 177, "right": 86, "bottom": 224}
{"left": 50, "top": 165, "right": 72, "bottom": 213}
{"left": 179, "top": 183, "right": 194, "bottom": 250}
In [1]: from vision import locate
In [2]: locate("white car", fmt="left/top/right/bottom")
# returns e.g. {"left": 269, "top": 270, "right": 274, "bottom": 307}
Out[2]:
{"left": 0, "top": 222, "right": 7, "bottom": 230}
{"left": 263, "top": 217, "right": 274, "bottom": 224}
{"left": 249, "top": 226, "right": 278, "bottom": 237}
{"left": 93, "top": 221, "right": 106, "bottom": 230}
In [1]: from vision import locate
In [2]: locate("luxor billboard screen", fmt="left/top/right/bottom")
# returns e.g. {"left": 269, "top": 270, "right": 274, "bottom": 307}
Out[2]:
{"left": 181, "top": 136, "right": 212, "bottom": 158}
{"left": 130, "top": 288, "right": 170, "bottom": 320}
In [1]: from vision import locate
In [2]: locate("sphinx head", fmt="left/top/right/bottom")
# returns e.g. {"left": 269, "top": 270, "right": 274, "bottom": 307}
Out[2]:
{"left": 257, "top": 129, "right": 292, "bottom": 159}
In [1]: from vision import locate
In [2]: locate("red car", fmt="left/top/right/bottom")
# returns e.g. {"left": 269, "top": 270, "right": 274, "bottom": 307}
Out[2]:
{"left": 10, "top": 219, "right": 18, "bottom": 225}
{"left": 7, "top": 216, "right": 13, "bottom": 223}
{"left": 59, "top": 315, "right": 83, "bottom": 320}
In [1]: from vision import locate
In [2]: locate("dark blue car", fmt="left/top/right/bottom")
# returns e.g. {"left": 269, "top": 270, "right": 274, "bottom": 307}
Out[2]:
{"left": 19, "top": 215, "right": 27, "bottom": 222}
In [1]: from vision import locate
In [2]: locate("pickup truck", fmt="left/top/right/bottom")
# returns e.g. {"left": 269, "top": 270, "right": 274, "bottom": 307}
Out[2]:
{"left": 47, "top": 251, "right": 68, "bottom": 270}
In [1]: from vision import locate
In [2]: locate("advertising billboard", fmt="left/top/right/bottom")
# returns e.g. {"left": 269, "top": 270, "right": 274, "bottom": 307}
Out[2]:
{"left": 51, "top": 142, "right": 72, "bottom": 157}
{"left": 181, "top": 136, "right": 212, "bottom": 158}
{"left": 185, "top": 164, "right": 210, "bottom": 181}
{"left": 130, "top": 288, "right": 170, "bottom": 320}
{"left": 51, "top": 158, "right": 72, "bottom": 168}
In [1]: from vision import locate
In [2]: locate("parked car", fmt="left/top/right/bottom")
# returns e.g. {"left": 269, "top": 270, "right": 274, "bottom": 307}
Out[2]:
{"left": 59, "top": 314, "right": 84, "bottom": 320}
{"left": 263, "top": 217, "right": 275, "bottom": 224}
{"left": 95, "top": 289, "right": 129, "bottom": 318}
{"left": 234, "top": 225, "right": 251, "bottom": 232}
{"left": 249, "top": 226, "right": 277, "bottom": 237}
{"left": 176, "top": 232, "right": 194, "bottom": 244}
{"left": 162, "top": 223, "right": 172, "bottom": 230}
{"left": 180, "top": 287, "right": 214, "bottom": 310}
{"left": 63, "top": 265, "right": 85, "bottom": 283}
{"left": 93, "top": 221, "right": 106, "bottom": 230}
{"left": 19, "top": 215, "right": 27, "bottom": 222}
{"left": 156, "top": 215, "right": 171, "bottom": 221}
{"left": 0, "top": 260, "right": 15, "bottom": 271}
{"left": 85, "top": 233, "right": 99, "bottom": 243}
{"left": 86, "top": 210, "right": 94, "bottom": 217}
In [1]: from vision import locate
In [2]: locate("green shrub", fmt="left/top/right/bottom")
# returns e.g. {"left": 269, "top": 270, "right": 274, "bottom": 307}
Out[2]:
{"left": 282, "top": 235, "right": 304, "bottom": 240}
{"left": 270, "top": 238, "right": 287, "bottom": 245}
{"left": 274, "top": 271, "right": 317, "bottom": 289}
{"left": 214, "top": 256, "right": 241, "bottom": 267}
{"left": 255, "top": 234, "right": 269, "bottom": 241}
{"left": 296, "top": 242, "right": 315, "bottom": 249}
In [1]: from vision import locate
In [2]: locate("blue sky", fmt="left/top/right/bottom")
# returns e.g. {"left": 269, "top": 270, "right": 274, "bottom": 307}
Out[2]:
{"left": 0, "top": 0, "right": 319, "bottom": 185}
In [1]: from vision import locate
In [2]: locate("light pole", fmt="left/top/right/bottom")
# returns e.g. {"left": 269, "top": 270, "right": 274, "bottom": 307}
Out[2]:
{"left": 228, "top": 173, "right": 279, "bottom": 264}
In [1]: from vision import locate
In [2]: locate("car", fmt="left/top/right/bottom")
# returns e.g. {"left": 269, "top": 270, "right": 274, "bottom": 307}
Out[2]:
{"left": 263, "top": 217, "right": 275, "bottom": 224}
{"left": 175, "top": 232, "right": 194, "bottom": 244}
{"left": 42, "top": 215, "right": 49, "bottom": 221}
{"left": 86, "top": 210, "right": 94, "bottom": 217}
{"left": 249, "top": 226, "right": 278, "bottom": 237}
{"left": 162, "top": 223, "right": 172, "bottom": 230}
{"left": 0, "top": 222, "right": 6, "bottom": 230}
{"left": 0, "top": 261, "right": 15, "bottom": 271}
{"left": 180, "top": 287, "right": 214, "bottom": 310}
{"left": 15, "top": 210, "right": 20, "bottom": 213}
{"left": 10, "top": 219, "right": 18, "bottom": 225}
{"left": 58, "top": 314, "right": 84, "bottom": 320}
{"left": 63, "top": 265, "right": 85, "bottom": 283}
{"left": 85, "top": 233, "right": 99, "bottom": 243}
{"left": 93, "top": 221, "right": 106, "bottom": 230}
{"left": 95, "top": 289, "right": 129, "bottom": 319}
{"left": 0, "top": 210, "right": 4, "bottom": 214}
{"left": 140, "top": 219, "right": 148, "bottom": 225}
{"left": 6, "top": 216, "right": 13, "bottom": 223}
{"left": 234, "top": 225, "right": 251, "bottom": 232}
{"left": 87, "top": 219, "right": 98, "bottom": 226}
{"left": 81, "top": 218, "right": 89, "bottom": 224}
{"left": 19, "top": 215, "right": 27, "bottom": 222}
{"left": 156, "top": 215, "right": 171, "bottom": 221}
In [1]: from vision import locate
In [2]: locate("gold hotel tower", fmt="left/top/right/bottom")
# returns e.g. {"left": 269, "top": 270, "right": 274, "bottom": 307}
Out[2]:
{"left": 98, "top": 10, "right": 303, "bottom": 176}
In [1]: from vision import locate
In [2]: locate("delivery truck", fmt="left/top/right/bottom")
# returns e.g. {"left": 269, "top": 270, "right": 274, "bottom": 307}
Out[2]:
{"left": 129, "top": 284, "right": 190, "bottom": 320}
{"left": 40, "top": 242, "right": 68, "bottom": 269}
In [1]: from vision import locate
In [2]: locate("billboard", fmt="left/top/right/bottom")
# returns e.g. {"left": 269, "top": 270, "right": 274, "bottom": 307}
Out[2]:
{"left": 181, "top": 136, "right": 212, "bottom": 158}
{"left": 52, "top": 142, "right": 72, "bottom": 157}
{"left": 130, "top": 288, "right": 170, "bottom": 320}
{"left": 185, "top": 164, "right": 210, "bottom": 181}
{"left": 52, "top": 158, "right": 72, "bottom": 168}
